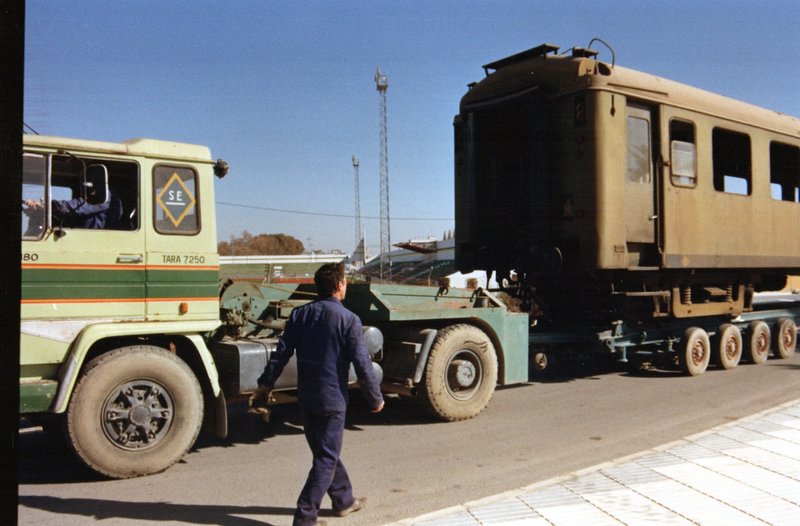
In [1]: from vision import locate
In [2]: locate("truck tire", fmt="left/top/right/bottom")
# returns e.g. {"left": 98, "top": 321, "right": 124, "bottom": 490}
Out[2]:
{"left": 66, "top": 345, "right": 203, "bottom": 478}
{"left": 679, "top": 327, "right": 710, "bottom": 376}
{"left": 745, "top": 321, "right": 770, "bottom": 365}
{"left": 420, "top": 324, "right": 497, "bottom": 422}
{"left": 714, "top": 324, "right": 742, "bottom": 370}
{"left": 772, "top": 318, "right": 797, "bottom": 359}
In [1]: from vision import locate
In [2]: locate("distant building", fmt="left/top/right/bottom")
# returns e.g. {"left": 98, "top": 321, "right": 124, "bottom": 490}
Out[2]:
{"left": 357, "top": 235, "right": 496, "bottom": 289}
{"left": 220, "top": 237, "right": 496, "bottom": 289}
{"left": 347, "top": 237, "right": 369, "bottom": 269}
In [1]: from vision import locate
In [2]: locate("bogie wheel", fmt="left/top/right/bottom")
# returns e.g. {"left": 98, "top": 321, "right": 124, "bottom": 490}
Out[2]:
{"left": 66, "top": 345, "right": 204, "bottom": 478}
{"left": 420, "top": 324, "right": 498, "bottom": 421}
{"left": 772, "top": 318, "right": 797, "bottom": 359}
{"left": 714, "top": 324, "right": 742, "bottom": 370}
{"left": 745, "top": 321, "right": 771, "bottom": 365}
{"left": 679, "top": 327, "right": 710, "bottom": 376}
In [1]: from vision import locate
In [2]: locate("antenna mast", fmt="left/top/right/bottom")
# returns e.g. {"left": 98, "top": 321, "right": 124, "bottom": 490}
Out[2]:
{"left": 375, "top": 67, "right": 391, "bottom": 280}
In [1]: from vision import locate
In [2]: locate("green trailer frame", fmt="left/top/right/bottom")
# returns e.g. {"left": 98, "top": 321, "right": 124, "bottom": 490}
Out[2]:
{"left": 344, "top": 283, "right": 530, "bottom": 386}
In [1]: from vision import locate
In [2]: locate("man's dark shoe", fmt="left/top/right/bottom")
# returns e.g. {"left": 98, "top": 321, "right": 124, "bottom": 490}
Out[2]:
{"left": 335, "top": 497, "right": 366, "bottom": 517}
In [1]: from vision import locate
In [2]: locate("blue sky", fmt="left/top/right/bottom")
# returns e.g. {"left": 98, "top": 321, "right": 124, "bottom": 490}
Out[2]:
{"left": 24, "top": 0, "right": 800, "bottom": 255}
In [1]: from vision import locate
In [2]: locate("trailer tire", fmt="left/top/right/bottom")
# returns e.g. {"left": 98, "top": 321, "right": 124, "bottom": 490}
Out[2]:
{"left": 420, "top": 324, "right": 497, "bottom": 422}
{"left": 66, "top": 345, "right": 203, "bottom": 479}
{"left": 745, "top": 321, "right": 771, "bottom": 365}
{"left": 772, "top": 318, "right": 796, "bottom": 359}
{"left": 714, "top": 324, "right": 742, "bottom": 370}
{"left": 532, "top": 350, "right": 549, "bottom": 371}
{"left": 679, "top": 327, "right": 710, "bottom": 376}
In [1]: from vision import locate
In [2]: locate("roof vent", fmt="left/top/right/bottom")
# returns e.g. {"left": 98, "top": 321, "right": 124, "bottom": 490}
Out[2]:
{"left": 571, "top": 47, "right": 599, "bottom": 59}
{"left": 482, "top": 43, "right": 559, "bottom": 76}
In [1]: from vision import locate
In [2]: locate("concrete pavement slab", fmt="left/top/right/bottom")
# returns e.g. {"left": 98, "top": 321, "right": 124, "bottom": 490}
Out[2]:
{"left": 390, "top": 398, "right": 800, "bottom": 526}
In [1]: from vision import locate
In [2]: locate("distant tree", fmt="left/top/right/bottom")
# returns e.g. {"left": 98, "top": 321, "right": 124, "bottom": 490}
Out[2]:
{"left": 218, "top": 231, "right": 305, "bottom": 255}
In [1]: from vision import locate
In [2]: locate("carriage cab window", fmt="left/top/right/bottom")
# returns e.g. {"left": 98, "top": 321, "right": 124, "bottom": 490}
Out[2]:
{"left": 770, "top": 142, "right": 800, "bottom": 203}
{"left": 669, "top": 120, "right": 696, "bottom": 187}
{"left": 626, "top": 109, "right": 652, "bottom": 184}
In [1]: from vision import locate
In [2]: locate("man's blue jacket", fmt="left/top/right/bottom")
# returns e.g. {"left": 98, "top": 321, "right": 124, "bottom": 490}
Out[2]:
{"left": 257, "top": 295, "right": 384, "bottom": 413}
{"left": 52, "top": 192, "right": 122, "bottom": 229}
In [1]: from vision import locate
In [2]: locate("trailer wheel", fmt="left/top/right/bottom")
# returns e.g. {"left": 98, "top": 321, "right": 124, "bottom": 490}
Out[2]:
{"left": 66, "top": 345, "right": 203, "bottom": 479}
{"left": 745, "top": 321, "right": 771, "bottom": 365}
{"left": 714, "top": 324, "right": 742, "bottom": 370}
{"left": 679, "top": 327, "right": 710, "bottom": 376}
{"left": 420, "top": 324, "right": 498, "bottom": 422}
{"left": 772, "top": 318, "right": 797, "bottom": 359}
{"left": 532, "top": 350, "right": 549, "bottom": 371}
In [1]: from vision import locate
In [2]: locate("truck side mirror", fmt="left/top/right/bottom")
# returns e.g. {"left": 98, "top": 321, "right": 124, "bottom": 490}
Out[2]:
{"left": 214, "top": 158, "right": 229, "bottom": 179}
{"left": 84, "top": 164, "right": 109, "bottom": 205}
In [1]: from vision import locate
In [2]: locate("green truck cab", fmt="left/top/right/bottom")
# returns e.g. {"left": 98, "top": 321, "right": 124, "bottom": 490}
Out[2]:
{"left": 21, "top": 135, "right": 228, "bottom": 478}
{"left": 20, "top": 134, "right": 530, "bottom": 479}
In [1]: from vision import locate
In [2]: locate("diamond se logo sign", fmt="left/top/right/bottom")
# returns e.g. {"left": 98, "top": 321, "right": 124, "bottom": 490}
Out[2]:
{"left": 157, "top": 172, "right": 196, "bottom": 227}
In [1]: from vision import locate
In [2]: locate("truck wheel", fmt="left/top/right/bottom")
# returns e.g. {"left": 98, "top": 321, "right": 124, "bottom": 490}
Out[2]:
{"left": 420, "top": 324, "right": 498, "bottom": 422}
{"left": 66, "top": 345, "right": 203, "bottom": 478}
{"left": 772, "top": 318, "right": 797, "bottom": 359}
{"left": 679, "top": 327, "right": 710, "bottom": 376}
{"left": 745, "top": 321, "right": 770, "bottom": 364}
{"left": 714, "top": 324, "right": 742, "bottom": 370}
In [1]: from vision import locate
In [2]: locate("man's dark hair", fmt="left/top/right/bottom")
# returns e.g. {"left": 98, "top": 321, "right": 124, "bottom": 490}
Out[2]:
{"left": 314, "top": 262, "right": 345, "bottom": 297}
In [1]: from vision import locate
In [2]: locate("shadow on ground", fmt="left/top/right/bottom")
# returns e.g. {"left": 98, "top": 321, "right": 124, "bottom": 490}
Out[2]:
{"left": 17, "top": 393, "right": 442, "bottom": 485}
{"left": 18, "top": 495, "right": 289, "bottom": 525}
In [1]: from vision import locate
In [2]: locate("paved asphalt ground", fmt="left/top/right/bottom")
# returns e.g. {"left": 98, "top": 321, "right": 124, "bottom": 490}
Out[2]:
{"left": 390, "top": 398, "right": 800, "bottom": 526}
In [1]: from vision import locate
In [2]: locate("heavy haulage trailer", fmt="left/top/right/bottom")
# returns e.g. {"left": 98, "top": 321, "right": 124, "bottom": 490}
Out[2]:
{"left": 526, "top": 294, "right": 800, "bottom": 375}
{"left": 19, "top": 41, "right": 799, "bottom": 478}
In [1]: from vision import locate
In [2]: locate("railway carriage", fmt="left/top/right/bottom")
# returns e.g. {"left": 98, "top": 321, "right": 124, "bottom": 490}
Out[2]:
{"left": 455, "top": 43, "right": 800, "bottom": 322}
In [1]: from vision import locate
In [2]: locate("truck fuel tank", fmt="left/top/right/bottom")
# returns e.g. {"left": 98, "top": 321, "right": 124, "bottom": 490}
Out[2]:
{"left": 210, "top": 338, "right": 286, "bottom": 396}
{"left": 210, "top": 326, "right": 384, "bottom": 398}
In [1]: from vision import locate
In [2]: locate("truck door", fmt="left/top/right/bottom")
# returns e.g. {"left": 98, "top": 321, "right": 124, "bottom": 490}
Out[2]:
{"left": 145, "top": 164, "right": 219, "bottom": 321}
{"left": 21, "top": 152, "right": 144, "bottom": 322}
{"left": 624, "top": 104, "right": 658, "bottom": 265}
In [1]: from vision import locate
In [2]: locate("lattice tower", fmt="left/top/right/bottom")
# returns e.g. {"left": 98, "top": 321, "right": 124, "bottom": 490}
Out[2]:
{"left": 352, "top": 155, "right": 362, "bottom": 249}
{"left": 375, "top": 68, "right": 391, "bottom": 280}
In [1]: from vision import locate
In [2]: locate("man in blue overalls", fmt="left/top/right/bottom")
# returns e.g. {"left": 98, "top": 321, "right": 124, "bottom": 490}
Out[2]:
{"left": 253, "top": 262, "right": 384, "bottom": 526}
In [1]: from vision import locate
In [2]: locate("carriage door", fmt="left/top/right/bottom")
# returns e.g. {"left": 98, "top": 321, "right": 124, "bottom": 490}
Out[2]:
{"left": 624, "top": 104, "right": 657, "bottom": 265}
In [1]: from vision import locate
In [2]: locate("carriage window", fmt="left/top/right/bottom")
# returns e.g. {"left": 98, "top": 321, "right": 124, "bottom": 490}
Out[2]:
{"left": 770, "top": 142, "right": 800, "bottom": 202}
{"left": 713, "top": 128, "right": 751, "bottom": 195}
{"left": 626, "top": 113, "right": 651, "bottom": 184}
{"left": 670, "top": 120, "right": 696, "bottom": 187}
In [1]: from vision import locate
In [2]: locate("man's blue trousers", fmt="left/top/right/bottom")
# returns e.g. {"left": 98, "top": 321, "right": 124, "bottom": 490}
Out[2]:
{"left": 293, "top": 409, "right": 355, "bottom": 526}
